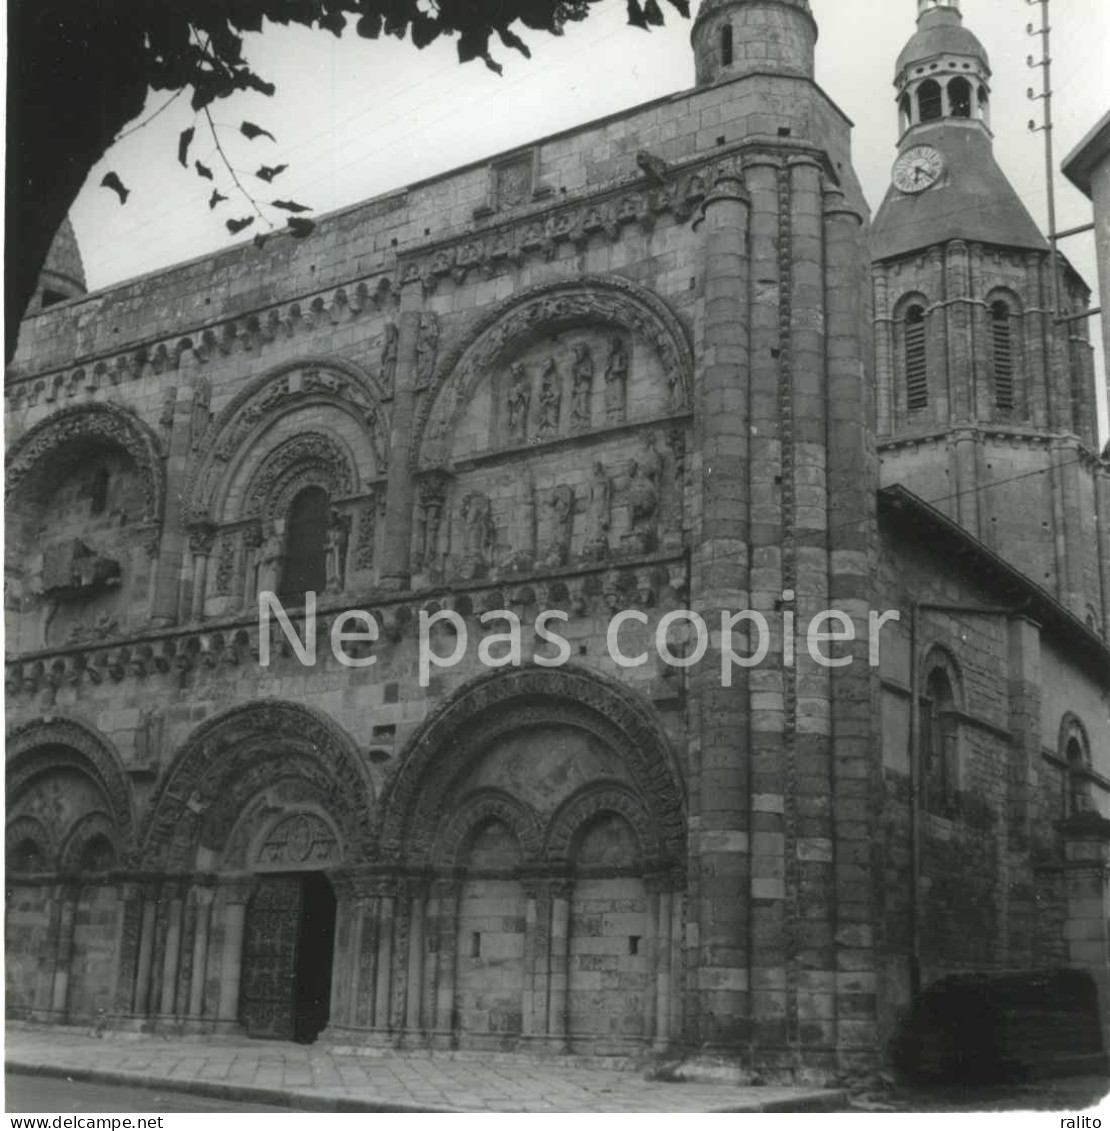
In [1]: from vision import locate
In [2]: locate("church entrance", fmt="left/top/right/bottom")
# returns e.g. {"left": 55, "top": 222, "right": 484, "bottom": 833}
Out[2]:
{"left": 239, "top": 872, "right": 337, "bottom": 1043}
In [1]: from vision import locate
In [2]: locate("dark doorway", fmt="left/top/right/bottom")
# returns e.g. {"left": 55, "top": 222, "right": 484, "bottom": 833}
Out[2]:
{"left": 240, "top": 872, "right": 337, "bottom": 1043}
{"left": 293, "top": 872, "right": 336, "bottom": 1043}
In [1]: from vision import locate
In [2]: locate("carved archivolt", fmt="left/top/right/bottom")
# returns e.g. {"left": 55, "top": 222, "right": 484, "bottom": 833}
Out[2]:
{"left": 5, "top": 402, "right": 165, "bottom": 525}
{"left": 5, "top": 716, "right": 134, "bottom": 851}
{"left": 434, "top": 788, "right": 544, "bottom": 868}
{"left": 6, "top": 814, "right": 54, "bottom": 871}
{"left": 544, "top": 782, "right": 653, "bottom": 865}
{"left": 1059, "top": 712, "right": 1091, "bottom": 763}
{"left": 240, "top": 431, "right": 359, "bottom": 527}
{"left": 59, "top": 811, "right": 119, "bottom": 872}
{"left": 184, "top": 358, "right": 388, "bottom": 527}
{"left": 139, "top": 700, "right": 373, "bottom": 869}
{"left": 379, "top": 665, "right": 686, "bottom": 868}
{"left": 415, "top": 277, "right": 694, "bottom": 469}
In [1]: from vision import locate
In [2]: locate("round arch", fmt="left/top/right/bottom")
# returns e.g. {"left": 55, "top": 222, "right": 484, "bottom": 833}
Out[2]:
{"left": 5, "top": 402, "right": 166, "bottom": 526}
{"left": 1059, "top": 712, "right": 1091, "bottom": 764}
{"left": 183, "top": 357, "right": 389, "bottom": 527}
{"left": 59, "top": 812, "right": 120, "bottom": 872}
{"left": 379, "top": 665, "right": 686, "bottom": 869}
{"left": 544, "top": 782, "right": 655, "bottom": 867}
{"left": 6, "top": 716, "right": 134, "bottom": 852}
{"left": 414, "top": 276, "right": 694, "bottom": 469}
{"left": 6, "top": 814, "right": 55, "bottom": 873}
{"left": 139, "top": 700, "right": 374, "bottom": 870}
{"left": 920, "top": 643, "right": 965, "bottom": 710}
{"left": 434, "top": 788, "right": 544, "bottom": 869}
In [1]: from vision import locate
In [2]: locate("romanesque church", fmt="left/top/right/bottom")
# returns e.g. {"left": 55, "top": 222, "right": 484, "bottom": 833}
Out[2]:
{"left": 6, "top": 0, "right": 1109, "bottom": 1077}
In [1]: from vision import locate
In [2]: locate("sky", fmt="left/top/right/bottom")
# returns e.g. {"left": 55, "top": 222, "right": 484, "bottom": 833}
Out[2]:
{"left": 67, "top": 0, "right": 1109, "bottom": 435}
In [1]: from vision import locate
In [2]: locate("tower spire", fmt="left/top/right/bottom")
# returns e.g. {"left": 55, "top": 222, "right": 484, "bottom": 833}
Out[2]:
{"left": 691, "top": 0, "right": 817, "bottom": 87}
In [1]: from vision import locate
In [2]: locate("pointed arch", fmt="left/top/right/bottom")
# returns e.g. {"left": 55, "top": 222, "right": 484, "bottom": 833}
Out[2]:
{"left": 6, "top": 716, "right": 134, "bottom": 851}
{"left": 413, "top": 276, "right": 693, "bottom": 469}
{"left": 5, "top": 402, "right": 165, "bottom": 526}
{"left": 379, "top": 665, "right": 686, "bottom": 869}
{"left": 139, "top": 700, "right": 374, "bottom": 870}
{"left": 183, "top": 357, "right": 388, "bottom": 527}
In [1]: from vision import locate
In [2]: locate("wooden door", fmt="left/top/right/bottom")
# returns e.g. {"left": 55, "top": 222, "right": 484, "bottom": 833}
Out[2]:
{"left": 240, "top": 876, "right": 302, "bottom": 1039}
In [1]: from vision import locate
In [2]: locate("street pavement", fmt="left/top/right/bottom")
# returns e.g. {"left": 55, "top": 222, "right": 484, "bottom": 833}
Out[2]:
{"left": 5, "top": 1025, "right": 844, "bottom": 1113}
{"left": 6, "top": 1075, "right": 289, "bottom": 1113}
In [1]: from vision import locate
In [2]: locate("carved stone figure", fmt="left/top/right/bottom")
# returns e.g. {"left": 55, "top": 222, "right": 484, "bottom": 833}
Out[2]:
{"left": 583, "top": 462, "right": 611, "bottom": 561}
{"left": 624, "top": 437, "right": 662, "bottom": 553}
{"left": 506, "top": 468, "right": 536, "bottom": 573}
{"left": 604, "top": 336, "right": 629, "bottom": 423}
{"left": 355, "top": 496, "right": 377, "bottom": 572}
{"left": 416, "top": 476, "right": 449, "bottom": 574}
{"left": 324, "top": 509, "right": 350, "bottom": 594}
{"left": 256, "top": 525, "right": 284, "bottom": 596}
{"left": 415, "top": 313, "right": 439, "bottom": 389}
{"left": 460, "top": 493, "right": 494, "bottom": 579}
{"left": 381, "top": 323, "right": 399, "bottom": 390}
{"left": 507, "top": 362, "right": 530, "bottom": 442}
{"left": 571, "top": 343, "right": 594, "bottom": 430}
{"left": 542, "top": 484, "right": 575, "bottom": 569}
{"left": 190, "top": 376, "right": 211, "bottom": 448}
{"left": 538, "top": 356, "right": 561, "bottom": 436}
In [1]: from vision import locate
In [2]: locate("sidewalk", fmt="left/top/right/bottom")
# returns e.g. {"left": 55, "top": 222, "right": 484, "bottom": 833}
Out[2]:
{"left": 5, "top": 1025, "right": 846, "bottom": 1113}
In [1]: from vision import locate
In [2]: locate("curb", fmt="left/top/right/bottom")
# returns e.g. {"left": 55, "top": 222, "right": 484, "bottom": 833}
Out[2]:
{"left": 6, "top": 1059, "right": 848, "bottom": 1113}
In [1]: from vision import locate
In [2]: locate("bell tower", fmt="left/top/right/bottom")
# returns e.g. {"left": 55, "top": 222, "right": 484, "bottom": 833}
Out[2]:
{"left": 872, "top": 1, "right": 1107, "bottom": 634}
{"left": 691, "top": 0, "right": 817, "bottom": 86}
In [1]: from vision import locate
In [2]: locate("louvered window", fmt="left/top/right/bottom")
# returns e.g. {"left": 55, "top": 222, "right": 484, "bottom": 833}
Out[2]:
{"left": 905, "top": 305, "right": 928, "bottom": 411}
{"left": 991, "top": 301, "right": 1014, "bottom": 410}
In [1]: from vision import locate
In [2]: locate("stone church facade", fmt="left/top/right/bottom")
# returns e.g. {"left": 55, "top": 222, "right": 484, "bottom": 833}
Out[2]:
{"left": 5, "top": 0, "right": 1109, "bottom": 1077}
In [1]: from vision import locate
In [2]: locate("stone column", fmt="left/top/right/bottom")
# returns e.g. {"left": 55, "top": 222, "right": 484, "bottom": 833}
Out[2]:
{"left": 150, "top": 379, "right": 194, "bottom": 626}
{"left": 547, "top": 881, "right": 572, "bottom": 1051}
{"left": 50, "top": 882, "right": 80, "bottom": 1019}
{"left": 432, "top": 879, "right": 461, "bottom": 1049}
{"left": 873, "top": 265, "right": 893, "bottom": 437}
{"left": 133, "top": 887, "right": 159, "bottom": 1017}
{"left": 926, "top": 247, "right": 948, "bottom": 424}
{"left": 653, "top": 888, "right": 674, "bottom": 1049}
{"left": 1022, "top": 254, "right": 1050, "bottom": 429}
{"left": 112, "top": 881, "right": 145, "bottom": 1017}
{"left": 187, "top": 886, "right": 215, "bottom": 1021}
{"left": 944, "top": 240, "right": 972, "bottom": 422}
{"left": 950, "top": 428, "right": 981, "bottom": 538}
{"left": 969, "top": 243, "right": 991, "bottom": 421}
{"left": 187, "top": 526, "right": 216, "bottom": 622}
{"left": 379, "top": 283, "right": 425, "bottom": 590}
{"left": 1056, "top": 438, "right": 1086, "bottom": 615}
{"left": 403, "top": 885, "right": 426, "bottom": 1042}
{"left": 688, "top": 157, "right": 752, "bottom": 1052}
{"left": 158, "top": 882, "right": 186, "bottom": 1019}
{"left": 824, "top": 186, "right": 882, "bottom": 1064}
{"left": 373, "top": 889, "right": 395, "bottom": 1037}
{"left": 214, "top": 880, "right": 252, "bottom": 1026}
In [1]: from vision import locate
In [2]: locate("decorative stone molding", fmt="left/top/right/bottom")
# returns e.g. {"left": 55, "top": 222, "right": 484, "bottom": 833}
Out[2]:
{"left": 5, "top": 402, "right": 166, "bottom": 527}
{"left": 434, "top": 788, "right": 544, "bottom": 868}
{"left": 415, "top": 276, "right": 694, "bottom": 470}
{"left": 183, "top": 358, "right": 388, "bottom": 528}
{"left": 5, "top": 716, "right": 134, "bottom": 851}
{"left": 5, "top": 814, "right": 55, "bottom": 871}
{"left": 138, "top": 700, "right": 373, "bottom": 870}
{"left": 58, "top": 811, "right": 120, "bottom": 872}
{"left": 378, "top": 665, "right": 686, "bottom": 866}
{"left": 543, "top": 781, "right": 655, "bottom": 865}
{"left": 241, "top": 431, "right": 360, "bottom": 528}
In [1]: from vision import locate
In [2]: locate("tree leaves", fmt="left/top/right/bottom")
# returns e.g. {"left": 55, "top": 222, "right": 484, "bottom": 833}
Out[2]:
{"left": 287, "top": 217, "right": 316, "bottom": 238}
{"left": 240, "top": 120, "right": 275, "bottom": 142}
{"left": 178, "top": 126, "right": 195, "bottom": 167}
{"left": 195, "top": 159, "right": 214, "bottom": 180}
{"left": 256, "top": 164, "right": 288, "bottom": 183}
{"left": 271, "top": 199, "right": 311, "bottom": 213}
{"left": 226, "top": 216, "right": 255, "bottom": 234}
{"left": 209, "top": 189, "right": 229, "bottom": 209}
{"left": 100, "top": 172, "right": 130, "bottom": 204}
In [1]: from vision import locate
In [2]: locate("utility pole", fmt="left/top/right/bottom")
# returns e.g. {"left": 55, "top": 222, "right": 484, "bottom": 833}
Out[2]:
{"left": 1027, "top": 0, "right": 1062, "bottom": 320}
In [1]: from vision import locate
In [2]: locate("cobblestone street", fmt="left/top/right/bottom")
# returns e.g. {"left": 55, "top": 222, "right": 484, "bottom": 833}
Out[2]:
{"left": 4, "top": 1026, "right": 843, "bottom": 1113}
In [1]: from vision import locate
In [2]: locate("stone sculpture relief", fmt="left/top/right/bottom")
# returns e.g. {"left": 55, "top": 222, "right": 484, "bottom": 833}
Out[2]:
{"left": 415, "top": 313, "right": 439, "bottom": 390}
{"left": 381, "top": 323, "right": 399, "bottom": 391}
{"left": 324, "top": 509, "right": 350, "bottom": 594}
{"left": 583, "top": 462, "right": 611, "bottom": 562}
{"left": 190, "top": 376, "right": 212, "bottom": 449}
{"left": 571, "top": 343, "right": 594, "bottom": 431}
{"left": 507, "top": 468, "right": 536, "bottom": 573}
{"left": 541, "top": 484, "right": 575, "bottom": 569}
{"left": 538, "top": 356, "right": 561, "bottom": 437}
{"left": 623, "top": 436, "right": 662, "bottom": 554}
{"left": 460, "top": 492, "right": 494, "bottom": 580}
{"left": 256, "top": 524, "right": 284, "bottom": 595}
{"left": 507, "top": 362, "right": 530, "bottom": 443}
{"left": 415, "top": 475, "right": 449, "bottom": 575}
{"left": 354, "top": 495, "right": 377, "bottom": 572}
{"left": 605, "top": 336, "right": 628, "bottom": 424}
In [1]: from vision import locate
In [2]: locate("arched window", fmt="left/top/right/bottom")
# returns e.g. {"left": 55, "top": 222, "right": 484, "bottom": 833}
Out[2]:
{"left": 905, "top": 304, "right": 928, "bottom": 411}
{"left": 281, "top": 485, "right": 330, "bottom": 601}
{"left": 79, "top": 834, "right": 116, "bottom": 873}
{"left": 922, "top": 667, "right": 957, "bottom": 814}
{"left": 1066, "top": 737, "right": 1091, "bottom": 816}
{"left": 948, "top": 77, "right": 972, "bottom": 119}
{"left": 11, "top": 838, "right": 45, "bottom": 874}
{"left": 918, "top": 79, "right": 943, "bottom": 123}
{"left": 90, "top": 467, "right": 110, "bottom": 516}
{"left": 720, "top": 24, "right": 733, "bottom": 67}
{"left": 990, "top": 301, "right": 1015, "bottom": 410}
{"left": 977, "top": 85, "right": 990, "bottom": 125}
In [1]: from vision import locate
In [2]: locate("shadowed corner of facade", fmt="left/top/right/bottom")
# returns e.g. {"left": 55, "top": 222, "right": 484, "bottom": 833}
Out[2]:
{"left": 4, "top": 0, "right": 1110, "bottom": 1092}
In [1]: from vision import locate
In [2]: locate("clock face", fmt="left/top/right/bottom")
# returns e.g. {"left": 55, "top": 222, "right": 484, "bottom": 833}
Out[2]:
{"left": 892, "top": 146, "right": 945, "bottom": 194}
